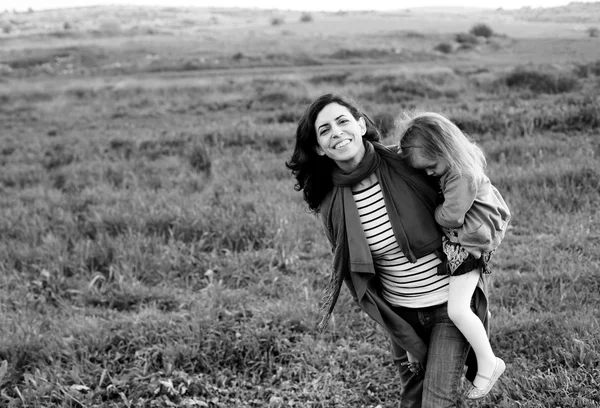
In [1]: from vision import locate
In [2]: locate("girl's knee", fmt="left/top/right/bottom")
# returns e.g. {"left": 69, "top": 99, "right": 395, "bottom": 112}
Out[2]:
{"left": 447, "top": 301, "right": 470, "bottom": 325}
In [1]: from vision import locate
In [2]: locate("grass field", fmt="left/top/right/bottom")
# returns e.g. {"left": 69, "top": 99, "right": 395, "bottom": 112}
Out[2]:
{"left": 0, "top": 4, "right": 599, "bottom": 408}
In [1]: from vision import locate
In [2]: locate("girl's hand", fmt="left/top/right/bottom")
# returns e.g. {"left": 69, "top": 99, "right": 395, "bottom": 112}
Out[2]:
{"left": 404, "top": 351, "right": 424, "bottom": 376}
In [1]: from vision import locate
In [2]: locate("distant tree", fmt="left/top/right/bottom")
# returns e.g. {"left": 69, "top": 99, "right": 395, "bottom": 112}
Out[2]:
{"left": 470, "top": 23, "right": 493, "bottom": 38}
{"left": 587, "top": 27, "right": 599, "bottom": 37}
{"left": 300, "top": 12, "right": 313, "bottom": 23}
{"left": 63, "top": 21, "right": 71, "bottom": 30}
{"left": 271, "top": 17, "right": 284, "bottom": 26}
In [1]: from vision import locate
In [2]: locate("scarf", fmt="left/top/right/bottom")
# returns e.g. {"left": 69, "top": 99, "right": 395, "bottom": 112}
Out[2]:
{"left": 317, "top": 141, "right": 443, "bottom": 332}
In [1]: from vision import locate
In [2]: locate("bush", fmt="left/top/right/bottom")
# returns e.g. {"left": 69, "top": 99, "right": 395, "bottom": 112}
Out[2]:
{"left": 300, "top": 12, "right": 313, "bottom": 23}
{"left": 308, "top": 72, "right": 350, "bottom": 85}
{"left": 587, "top": 27, "right": 599, "bottom": 37}
{"left": 189, "top": 145, "right": 211, "bottom": 174}
{"left": 331, "top": 48, "right": 391, "bottom": 59}
{"left": 503, "top": 68, "right": 579, "bottom": 94}
{"left": 271, "top": 17, "right": 284, "bottom": 26}
{"left": 457, "top": 42, "right": 477, "bottom": 51}
{"left": 434, "top": 42, "right": 453, "bottom": 54}
{"left": 470, "top": 23, "right": 493, "bottom": 38}
{"left": 573, "top": 60, "right": 600, "bottom": 77}
{"left": 372, "top": 112, "right": 396, "bottom": 138}
{"left": 455, "top": 32, "right": 478, "bottom": 45}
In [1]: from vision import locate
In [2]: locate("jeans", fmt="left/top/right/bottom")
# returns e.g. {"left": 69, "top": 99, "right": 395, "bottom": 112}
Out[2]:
{"left": 392, "top": 302, "right": 470, "bottom": 408}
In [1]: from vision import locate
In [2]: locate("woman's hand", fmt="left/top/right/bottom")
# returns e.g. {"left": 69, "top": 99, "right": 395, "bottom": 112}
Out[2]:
{"left": 404, "top": 351, "right": 424, "bottom": 376}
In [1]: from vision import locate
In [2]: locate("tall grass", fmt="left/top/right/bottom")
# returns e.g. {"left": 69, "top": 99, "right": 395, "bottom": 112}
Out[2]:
{"left": 1, "top": 22, "right": 599, "bottom": 408}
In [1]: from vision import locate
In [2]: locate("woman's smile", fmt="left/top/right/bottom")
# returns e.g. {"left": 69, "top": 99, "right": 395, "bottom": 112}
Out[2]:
{"left": 333, "top": 139, "right": 351, "bottom": 149}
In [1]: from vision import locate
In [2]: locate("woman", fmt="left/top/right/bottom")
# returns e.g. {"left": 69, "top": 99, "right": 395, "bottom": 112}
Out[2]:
{"left": 286, "top": 93, "right": 490, "bottom": 407}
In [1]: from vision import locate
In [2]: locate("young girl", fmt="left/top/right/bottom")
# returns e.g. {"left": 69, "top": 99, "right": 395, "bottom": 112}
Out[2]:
{"left": 398, "top": 112, "right": 511, "bottom": 400}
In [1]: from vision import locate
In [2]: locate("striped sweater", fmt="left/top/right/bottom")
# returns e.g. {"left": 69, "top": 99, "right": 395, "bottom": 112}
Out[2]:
{"left": 353, "top": 181, "right": 449, "bottom": 307}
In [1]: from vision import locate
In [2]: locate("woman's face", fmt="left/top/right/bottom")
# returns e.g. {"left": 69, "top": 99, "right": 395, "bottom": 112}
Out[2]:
{"left": 314, "top": 103, "right": 367, "bottom": 172}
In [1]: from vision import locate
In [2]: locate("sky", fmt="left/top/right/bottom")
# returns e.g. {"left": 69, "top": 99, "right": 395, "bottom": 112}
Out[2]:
{"left": 3, "top": 0, "right": 596, "bottom": 12}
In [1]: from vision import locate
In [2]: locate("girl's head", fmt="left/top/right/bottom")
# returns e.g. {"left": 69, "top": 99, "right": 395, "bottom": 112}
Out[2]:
{"left": 398, "top": 112, "right": 486, "bottom": 177}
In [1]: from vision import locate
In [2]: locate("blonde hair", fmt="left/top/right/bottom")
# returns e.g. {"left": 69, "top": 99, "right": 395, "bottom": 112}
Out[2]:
{"left": 397, "top": 112, "right": 486, "bottom": 176}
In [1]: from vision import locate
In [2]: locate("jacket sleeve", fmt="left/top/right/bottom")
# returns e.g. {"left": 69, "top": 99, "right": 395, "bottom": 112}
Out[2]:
{"left": 435, "top": 172, "right": 477, "bottom": 228}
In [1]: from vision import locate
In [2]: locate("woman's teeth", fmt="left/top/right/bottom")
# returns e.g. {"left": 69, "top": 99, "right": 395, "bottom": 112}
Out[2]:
{"left": 335, "top": 140, "right": 350, "bottom": 149}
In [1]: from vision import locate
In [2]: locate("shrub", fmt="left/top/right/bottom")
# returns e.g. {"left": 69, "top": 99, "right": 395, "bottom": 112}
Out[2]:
{"left": 372, "top": 112, "right": 396, "bottom": 138}
{"left": 300, "top": 12, "right": 313, "bottom": 23}
{"left": 434, "top": 42, "right": 453, "bottom": 54}
{"left": 308, "top": 72, "right": 350, "bottom": 85}
{"left": 587, "top": 27, "right": 599, "bottom": 37}
{"left": 361, "top": 78, "right": 457, "bottom": 104}
{"left": 503, "top": 68, "right": 579, "bottom": 94}
{"left": 189, "top": 145, "right": 211, "bottom": 174}
{"left": 271, "top": 17, "right": 284, "bottom": 26}
{"left": 470, "top": 23, "right": 493, "bottom": 38}
{"left": 331, "top": 48, "right": 391, "bottom": 59}
{"left": 561, "top": 97, "right": 600, "bottom": 131}
{"left": 272, "top": 110, "right": 301, "bottom": 123}
{"left": 108, "top": 138, "right": 134, "bottom": 159}
{"left": 138, "top": 138, "right": 187, "bottom": 160}
{"left": 42, "top": 144, "right": 76, "bottom": 170}
{"left": 405, "top": 31, "right": 425, "bottom": 39}
{"left": 457, "top": 42, "right": 477, "bottom": 51}
{"left": 574, "top": 60, "right": 600, "bottom": 77}
{"left": 455, "top": 32, "right": 478, "bottom": 45}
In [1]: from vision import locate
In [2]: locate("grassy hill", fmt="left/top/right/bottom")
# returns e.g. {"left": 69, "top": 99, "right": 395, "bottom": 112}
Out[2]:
{"left": 0, "top": 3, "right": 599, "bottom": 407}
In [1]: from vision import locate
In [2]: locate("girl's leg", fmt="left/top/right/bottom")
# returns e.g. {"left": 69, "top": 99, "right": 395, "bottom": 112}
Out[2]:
{"left": 447, "top": 269, "right": 496, "bottom": 388}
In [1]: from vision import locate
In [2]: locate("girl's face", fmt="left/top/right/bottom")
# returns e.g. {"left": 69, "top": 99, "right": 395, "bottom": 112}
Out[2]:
{"left": 314, "top": 103, "right": 367, "bottom": 172}
{"left": 409, "top": 150, "right": 449, "bottom": 177}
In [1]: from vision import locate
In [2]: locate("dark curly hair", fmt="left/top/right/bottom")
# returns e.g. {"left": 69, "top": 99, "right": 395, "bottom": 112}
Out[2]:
{"left": 285, "top": 93, "right": 381, "bottom": 212}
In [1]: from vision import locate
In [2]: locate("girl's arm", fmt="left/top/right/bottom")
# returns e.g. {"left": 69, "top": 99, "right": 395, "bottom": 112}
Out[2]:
{"left": 435, "top": 172, "right": 478, "bottom": 228}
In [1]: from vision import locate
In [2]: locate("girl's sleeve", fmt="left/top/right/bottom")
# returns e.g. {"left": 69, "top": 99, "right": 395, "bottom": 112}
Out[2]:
{"left": 435, "top": 172, "right": 478, "bottom": 228}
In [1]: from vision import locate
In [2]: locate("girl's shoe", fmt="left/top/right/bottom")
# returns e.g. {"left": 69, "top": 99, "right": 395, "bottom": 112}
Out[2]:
{"left": 466, "top": 357, "right": 506, "bottom": 400}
